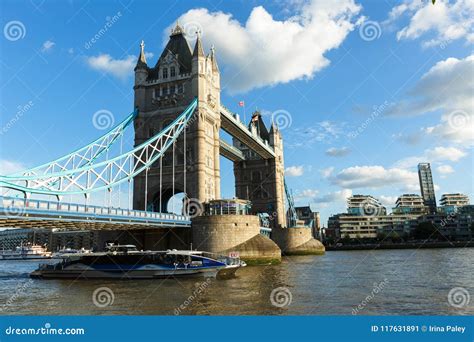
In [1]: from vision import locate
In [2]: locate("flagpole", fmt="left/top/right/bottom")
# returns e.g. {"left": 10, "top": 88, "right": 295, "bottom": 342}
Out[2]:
{"left": 244, "top": 104, "right": 246, "bottom": 125}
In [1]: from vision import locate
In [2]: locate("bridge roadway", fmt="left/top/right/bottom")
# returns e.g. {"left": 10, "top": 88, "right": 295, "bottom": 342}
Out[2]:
{"left": 219, "top": 105, "right": 276, "bottom": 160}
{"left": 0, "top": 196, "right": 272, "bottom": 235}
{"left": 0, "top": 196, "right": 191, "bottom": 230}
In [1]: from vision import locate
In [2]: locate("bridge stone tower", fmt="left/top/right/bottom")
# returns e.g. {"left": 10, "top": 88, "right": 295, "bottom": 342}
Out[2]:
{"left": 233, "top": 112, "right": 287, "bottom": 229}
{"left": 133, "top": 24, "right": 221, "bottom": 211}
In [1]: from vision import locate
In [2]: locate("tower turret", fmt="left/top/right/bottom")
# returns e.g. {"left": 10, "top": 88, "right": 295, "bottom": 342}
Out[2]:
{"left": 134, "top": 40, "right": 148, "bottom": 109}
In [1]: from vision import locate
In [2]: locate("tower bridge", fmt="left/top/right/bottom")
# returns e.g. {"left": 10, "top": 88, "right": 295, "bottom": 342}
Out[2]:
{"left": 0, "top": 23, "right": 324, "bottom": 261}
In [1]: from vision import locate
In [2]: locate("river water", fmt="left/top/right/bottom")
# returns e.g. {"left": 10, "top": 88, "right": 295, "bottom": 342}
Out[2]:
{"left": 0, "top": 248, "right": 472, "bottom": 315}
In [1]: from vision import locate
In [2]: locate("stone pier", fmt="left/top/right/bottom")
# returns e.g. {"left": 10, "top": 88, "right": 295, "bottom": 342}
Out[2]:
{"left": 272, "top": 226, "right": 325, "bottom": 255}
{"left": 192, "top": 214, "right": 281, "bottom": 265}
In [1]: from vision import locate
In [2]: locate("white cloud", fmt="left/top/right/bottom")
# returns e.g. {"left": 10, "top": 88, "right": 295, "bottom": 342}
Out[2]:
{"left": 394, "top": 146, "right": 467, "bottom": 168}
{"left": 387, "top": 0, "right": 474, "bottom": 48}
{"left": 313, "top": 189, "right": 352, "bottom": 204}
{"left": 294, "top": 189, "right": 319, "bottom": 201}
{"left": 0, "top": 160, "right": 25, "bottom": 175}
{"left": 285, "top": 165, "right": 304, "bottom": 177}
{"left": 172, "top": 0, "right": 362, "bottom": 93}
{"left": 437, "top": 164, "right": 454, "bottom": 175}
{"left": 325, "top": 146, "right": 350, "bottom": 157}
{"left": 386, "top": 54, "right": 474, "bottom": 146}
{"left": 286, "top": 121, "right": 346, "bottom": 148}
{"left": 86, "top": 54, "right": 136, "bottom": 80}
{"left": 320, "top": 166, "right": 334, "bottom": 178}
{"left": 380, "top": 195, "right": 398, "bottom": 207}
{"left": 86, "top": 53, "right": 154, "bottom": 80}
{"left": 331, "top": 165, "right": 419, "bottom": 189}
{"left": 41, "top": 40, "right": 55, "bottom": 52}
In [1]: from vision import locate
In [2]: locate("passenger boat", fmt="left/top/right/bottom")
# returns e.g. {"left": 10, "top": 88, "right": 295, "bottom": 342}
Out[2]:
{"left": 0, "top": 244, "right": 52, "bottom": 260}
{"left": 30, "top": 244, "right": 246, "bottom": 279}
{"left": 52, "top": 247, "right": 93, "bottom": 258}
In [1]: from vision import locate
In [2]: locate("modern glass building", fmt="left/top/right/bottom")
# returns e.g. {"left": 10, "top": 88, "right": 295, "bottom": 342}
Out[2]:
{"left": 418, "top": 163, "right": 437, "bottom": 214}
{"left": 440, "top": 193, "right": 470, "bottom": 213}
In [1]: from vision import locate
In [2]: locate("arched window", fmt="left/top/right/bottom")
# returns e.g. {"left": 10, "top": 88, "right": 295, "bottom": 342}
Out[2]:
{"left": 162, "top": 68, "right": 168, "bottom": 79}
{"left": 170, "top": 66, "right": 176, "bottom": 77}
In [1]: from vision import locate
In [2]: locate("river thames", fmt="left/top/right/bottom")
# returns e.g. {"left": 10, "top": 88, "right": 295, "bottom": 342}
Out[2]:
{"left": 0, "top": 248, "right": 472, "bottom": 315}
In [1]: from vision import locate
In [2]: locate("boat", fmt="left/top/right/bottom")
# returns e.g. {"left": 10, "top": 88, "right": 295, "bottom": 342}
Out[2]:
{"left": 30, "top": 244, "right": 246, "bottom": 279}
{"left": 0, "top": 243, "right": 52, "bottom": 260}
{"left": 52, "top": 247, "right": 93, "bottom": 258}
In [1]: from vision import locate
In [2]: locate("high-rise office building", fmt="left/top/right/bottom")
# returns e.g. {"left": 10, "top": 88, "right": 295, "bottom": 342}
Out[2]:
{"left": 418, "top": 163, "right": 437, "bottom": 213}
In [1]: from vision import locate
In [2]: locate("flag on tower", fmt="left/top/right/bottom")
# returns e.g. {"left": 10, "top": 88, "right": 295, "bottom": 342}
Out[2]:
{"left": 238, "top": 101, "right": 245, "bottom": 107}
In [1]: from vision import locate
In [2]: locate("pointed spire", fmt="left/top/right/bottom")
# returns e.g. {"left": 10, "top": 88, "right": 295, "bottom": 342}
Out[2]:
{"left": 192, "top": 31, "right": 204, "bottom": 58}
{"left": 210, "top": 45, "right": 219, "bottom": 72}
{"left": 135, "top": 40, "right": 147, "bottom": 70}
{"left": 171, "top": 21, "right": 184, "bottom": 36}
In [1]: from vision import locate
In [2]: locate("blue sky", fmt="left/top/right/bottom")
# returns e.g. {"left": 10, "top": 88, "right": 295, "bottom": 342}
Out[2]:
{"left": 0, "top": 0, "right": 473, "bottom": 225}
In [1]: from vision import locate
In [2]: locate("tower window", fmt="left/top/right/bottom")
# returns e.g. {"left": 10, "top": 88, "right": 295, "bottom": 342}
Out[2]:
{"left": 163, "top": 86, "right": 169, "bottom": 96}
{"left": 178, "top": 83, "right": 183, "bottom": 93}
{"left": 170, "top": 66, "right": 176, "bottom": 77}
{"left": 162, "top": 68, "right": 168, "bottom": 79}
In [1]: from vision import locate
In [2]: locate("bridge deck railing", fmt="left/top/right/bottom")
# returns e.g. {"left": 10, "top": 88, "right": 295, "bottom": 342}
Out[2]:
{"left": 0, "top": 196, "right": 189, "bottom": 221}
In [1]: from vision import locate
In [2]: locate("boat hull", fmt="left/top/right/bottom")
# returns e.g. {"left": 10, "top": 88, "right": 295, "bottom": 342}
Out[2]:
{"left": 30, "top": 266, "right": 228, "bottom": 279}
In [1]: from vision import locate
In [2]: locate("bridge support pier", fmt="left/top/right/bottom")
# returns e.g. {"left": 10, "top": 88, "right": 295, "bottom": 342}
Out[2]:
{"left": 191, "top": 215, "right": 281, "bottom": 265}
{"left": 271, "top": 226, "right": 325, "bottom": 255}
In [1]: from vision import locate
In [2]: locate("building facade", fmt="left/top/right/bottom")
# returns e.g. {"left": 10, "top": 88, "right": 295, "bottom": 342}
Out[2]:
{"left": 295, "top": 206, "right": 321, "bottom": 238}
{"left": 133, "top": 24, "right": 222, "bottom": 212}
{"left": 418, "top": 163, "right": 437, "bottom": 213}
{"left": 347, "top": 195, "right": 387, "bottom": 216}
{"left": 392, "top": 194, "right": 428, "bottom": 215}
{"left": 440, "top": 193, "right": 469, "bottom": 213}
